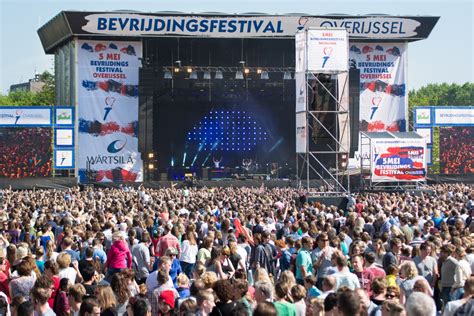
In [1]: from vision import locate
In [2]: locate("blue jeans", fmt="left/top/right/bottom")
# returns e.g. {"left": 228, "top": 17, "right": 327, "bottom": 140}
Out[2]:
{"left": 441, "top": 287, "right": 452, "bottom": 307}
{"left": 180, "top": 261, "right": 194, "bottom": 278}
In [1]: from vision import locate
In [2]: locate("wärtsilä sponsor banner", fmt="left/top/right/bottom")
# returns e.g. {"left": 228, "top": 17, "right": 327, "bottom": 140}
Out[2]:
{"left": 77, "top": 40, "right": 143, "bottom": 183}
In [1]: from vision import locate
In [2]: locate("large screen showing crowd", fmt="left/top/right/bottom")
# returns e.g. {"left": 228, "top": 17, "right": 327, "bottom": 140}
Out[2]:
{"left": 440, "top": 127, "right": 474, "bottom": 174}
{"left": 0, "top": 128, "right": 52, "bottom": 178}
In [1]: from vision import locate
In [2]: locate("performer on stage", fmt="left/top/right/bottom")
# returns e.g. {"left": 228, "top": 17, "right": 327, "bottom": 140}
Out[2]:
{"left": 242, "top": 158, "right": 253, "bottom": 176}
{"left": 212, "top": 156, "right": 222, "bottom": 168}
{"left": 270, "top": 162, "right": 280, "bottom": 179}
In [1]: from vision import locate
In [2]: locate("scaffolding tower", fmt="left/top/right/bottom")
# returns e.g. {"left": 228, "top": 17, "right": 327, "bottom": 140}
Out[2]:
{"left": 295, "top": 28, "right": 350, "bottom": 196}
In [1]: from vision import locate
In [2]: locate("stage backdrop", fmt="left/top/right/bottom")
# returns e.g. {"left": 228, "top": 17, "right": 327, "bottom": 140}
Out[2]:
{"left": 77, "top": 40, "right": 143, "bottom": 182}
{"left": 371, "top": 138, "right": 426, "bottom": 182}
{"left": 349, "top": 43, "right": 407, "bottom": 133}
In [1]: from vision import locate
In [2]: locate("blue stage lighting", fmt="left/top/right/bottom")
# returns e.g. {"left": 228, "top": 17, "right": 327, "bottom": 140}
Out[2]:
{"left": 187, "top": 110, "right": 269, "bottom": 152}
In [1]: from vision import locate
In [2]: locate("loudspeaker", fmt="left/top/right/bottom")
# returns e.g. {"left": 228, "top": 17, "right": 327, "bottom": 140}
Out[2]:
{"left": 349, "top": 68, "right": 360, "bottom": 157}
{"left": 202, "top": 168, "right": 209, "bottom": 180}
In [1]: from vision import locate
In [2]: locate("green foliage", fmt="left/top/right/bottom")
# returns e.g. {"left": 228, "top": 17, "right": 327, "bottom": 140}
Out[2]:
{"left": 408, "top": 82, "right": 474, "bottom": 173}
{"left": 0, "top": 70, "right": 55, "bottom": 106}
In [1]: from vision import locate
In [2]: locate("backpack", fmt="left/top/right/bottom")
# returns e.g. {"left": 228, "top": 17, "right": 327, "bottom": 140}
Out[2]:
{"left": 289, "top": 250, "right": 298, "bottom": 274}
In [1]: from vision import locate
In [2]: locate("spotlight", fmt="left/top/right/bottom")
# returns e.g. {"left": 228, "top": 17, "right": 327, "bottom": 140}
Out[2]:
{"left": 215, "top": 70, "right": 223, "bottom": 79}
{"left": 260, "top": 71, "right": 269, "bottom": 80}
{"left": 283, "top": 71, "right": 292, "bottom": 80}
{"left": 164, "top": 70, "right": 172, "bottom": 79}
{"left": 235, "top": 70, "right": 244, "bottom": 80}
{"left": 174, "top": 60, "right": 181, "bottom": 73}
{"left": 257, "top": 68, "right": 262, "bottom": 74}
{"left": 244, "top": 68, "right": 250, "bottom": 74}
{"left": 189, "top": 71, "right": 198, "bottom": 79}
{"left": 203, "top": 70, "right": 211, "bottom": 80}
{"left": 147, "top": 153, "right": 154, "bottom": 159}
{"left": 186, "top": 67, "right": 193, "bottom": 73}
{"left": 148, "top": 163, "right": 154, "bottom": 170}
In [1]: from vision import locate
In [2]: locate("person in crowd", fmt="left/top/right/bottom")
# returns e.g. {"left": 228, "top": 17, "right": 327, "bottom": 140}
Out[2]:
{"left": 291, "top": 284, "right": 306, "bottom": 316}
{"left": 443, "top": 276, "right": 474, "bottom": 316}
{"left": 96, "top": 284, "right": 117, "bottom": 316}
{"left": 254, "top": 281, "right": 274, "bottom": 304}
{"left": 79, "top": 297, "right": 101, "bottom": 316}
{"left": 132, "top": 232, "right": 153, "bottom": 285}
{"left": 332, "top": 254, "right": 360, "bottom": 290}
{"left": 399, "top": 261, "right": 426, "bottom": 304}
{"left": 371, "top": 277, "right": 388, "bottom": 309}
{"left": 406, "top": 292, "right": 435, "bottom": 316}
{"left": 31, "top": 285, "right": 55, "bottom": 316}
{"left": 210, "top": 279, "right": 236, "bottom": 315}
{"left": 311, "top": 233, "right": 335, "bottom": 289}
{"left": 68, "top": 283, "right": 87, "bottom": 316}
{"left": 451, "top": 247, "right": 472, "bottom": 300}
{"left": 106, "top": 232, "right": 132, "bottom": 279}
{"left": 53, "top": 278, "right": 71, "bottom": 316}
{"left": 57, "top": 252, "right": 80, "bottom": 285}
{"left": 383, "top": 238, "right": 401, "bottom": 275}
{"left": 273, "top": 281, "right": 296, "bottom": 316}
{"left": 9, "top": 258, "right": 36, "bottom": 301}
{"left": 156, "top": 223, "right": 180, "bottom": 258}
{"left": 440, "top": 244, "right": 458, "bottom": 307}
{"left": 176, "top": 232, "right": 196, "bottom": 277}
{"left": 304, "top": 275, "right": 322, "bottom": 299}
{"left": 295, "top": 236, "right": 313, "bottom": 286}
{"left": 196, "top": 290, "right": 216, "bottom": 316}
{"left": 253, "top": 302, "right": 278, "bottom": 316}
{"left": 413, "top": 242, "right": 438, "bottom": 290}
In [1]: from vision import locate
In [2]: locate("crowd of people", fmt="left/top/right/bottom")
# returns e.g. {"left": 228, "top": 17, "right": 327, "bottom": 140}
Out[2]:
{"left": 0, "top": 183, "right": 472, "bottom": 316}
{"left": 440, "top": 127, "right": 474, "bottom": 174}
{"left": 0, "top": 128, "right": 52, "bottom": 178}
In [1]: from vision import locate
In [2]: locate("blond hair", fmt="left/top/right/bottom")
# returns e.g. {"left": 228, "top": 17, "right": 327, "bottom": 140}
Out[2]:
{"left": 400, "top": 261, "right": 418, "bottom": 280}
{"left": 112, "top": 232, "right": 124, "bottom": 242}
{"left": 177, "top": 273, "right": 190, "bottom": 287}
{"left": 201, "top": 271, "right": 218, "bottom": 289}
{"left": 56, "top": 252, "right": 72, "bottom": 269}
{"left": 96, "top": 285, "right": 117, "bottom": 310}
{"left": 254, "top": 268, "right": 272, "bottom": 284}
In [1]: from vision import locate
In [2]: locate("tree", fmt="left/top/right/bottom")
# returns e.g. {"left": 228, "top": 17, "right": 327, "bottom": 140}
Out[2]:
{"left": 408, "top": 83, "right": 474, "bottom": 173}
{"left": 0, "top": 70, "right": 55, "bottom": 106}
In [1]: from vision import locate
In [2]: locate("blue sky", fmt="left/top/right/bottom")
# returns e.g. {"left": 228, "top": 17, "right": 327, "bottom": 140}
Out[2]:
{"left": 0, "top": 0, "right": 472, "bottom": 93}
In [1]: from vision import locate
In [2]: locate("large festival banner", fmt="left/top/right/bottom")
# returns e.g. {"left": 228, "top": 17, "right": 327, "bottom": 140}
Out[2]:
{"left": 306, "top": 29, "right": 349, "bottom": 73}
{"left": 371, "top": 138, "right": 426, "bottom": 182}
{"left": 349, "top": 43, "right": 407, "bottom": 133}
{"left": 77, "top": 40, "right": 143, "bottom": 182}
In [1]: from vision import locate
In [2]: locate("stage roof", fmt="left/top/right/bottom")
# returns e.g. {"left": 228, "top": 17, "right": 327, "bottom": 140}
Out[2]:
{"left": 38, "top": 11, "right": 439, "bottom": 54}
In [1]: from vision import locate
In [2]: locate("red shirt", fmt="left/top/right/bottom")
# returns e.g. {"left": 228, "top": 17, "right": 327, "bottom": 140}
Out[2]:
{"left": 48, "top": 276, "right": 60, "bottom": 308}
{"left": 156, "top": 233, "right": 180, "bottom": 257}
{"left": 366, "top": 265, "right": 386, "bottom": 279}
{"left": 355, "top": 269, "right": 375, "bottom": 296}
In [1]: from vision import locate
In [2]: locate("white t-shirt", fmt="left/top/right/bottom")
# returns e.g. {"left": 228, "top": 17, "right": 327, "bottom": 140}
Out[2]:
{"left": 180, "top": 240, "right": 198, "bottom": 264}
{"left": 59, "top": 267, "right": 77, "bottom": 285}
{"left": 333, "top": 270, "right": 361, "bottom": 290}
{"left": 443, "top": 298, "right": 467, "bottom": 316}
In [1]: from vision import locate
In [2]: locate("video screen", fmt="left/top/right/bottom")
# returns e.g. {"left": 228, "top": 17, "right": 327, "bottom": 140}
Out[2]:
{"left": 0, "top": 128, "right": 52, "bottom": 178}
{"left": 439, "top": 127, "right": 474, "bottom": 174}
{"left": 153, "top": 79, "right": 295, "bottom": 173}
